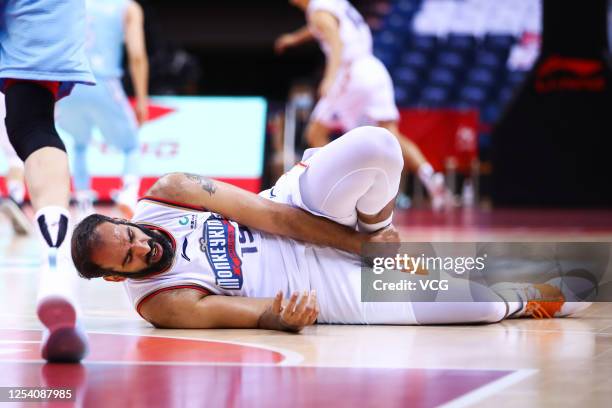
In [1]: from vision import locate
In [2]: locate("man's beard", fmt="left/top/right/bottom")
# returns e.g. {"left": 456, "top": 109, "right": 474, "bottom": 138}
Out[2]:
{"left": 118, "top": 223, "right": 175, "bottom": 280}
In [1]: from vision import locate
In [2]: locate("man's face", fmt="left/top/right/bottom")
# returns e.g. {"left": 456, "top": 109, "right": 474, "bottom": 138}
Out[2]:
{"left": 90, "top": 221, "right": 175, "bottom": 279}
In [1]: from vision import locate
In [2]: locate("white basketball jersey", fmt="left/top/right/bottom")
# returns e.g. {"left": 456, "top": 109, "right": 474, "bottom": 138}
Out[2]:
{"left": 121, "top": 163, "right": 415, "bottom": 325}
{"left": 307, "top": 0, "right": 373, "bottom": 63}
{"left": 123, "top": 197, "right": 311, "bottom": 314}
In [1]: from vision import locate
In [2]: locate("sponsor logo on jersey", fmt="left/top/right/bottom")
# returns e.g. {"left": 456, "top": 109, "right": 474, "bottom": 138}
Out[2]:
{"left": 178, "top": 214, "right": 198, "bottom": 230}
{"left": 202, "top": 215, "right": 243, "bottom": 290}
{"left": 181, "top": 237, "right": 191, "bottom": 262}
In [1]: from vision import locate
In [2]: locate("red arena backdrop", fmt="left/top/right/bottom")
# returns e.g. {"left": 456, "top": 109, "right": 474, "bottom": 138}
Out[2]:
{"left": 0, "top": 96, "right": 267, "bottom": 199}
{"left": 398, "top": 109, "right": 479, "bottom": 174}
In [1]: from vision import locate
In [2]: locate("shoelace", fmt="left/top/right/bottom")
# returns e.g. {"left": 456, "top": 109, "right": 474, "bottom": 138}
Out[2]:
{"left": 524, "top": 298, "right": 565, "bottom": 318}
{"left": 522, "top": 285, "right": 565, "bottom": 318}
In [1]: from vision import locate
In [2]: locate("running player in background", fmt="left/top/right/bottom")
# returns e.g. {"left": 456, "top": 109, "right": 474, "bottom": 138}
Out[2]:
{"left": 57, "top": 0, "right": 149, "bottom": 219}
{"left": 71, "top": 127, "right": 590, "bottom": 331}
{"left": 0, "top": 91, "right": 29, "bottom": 234}
{"left": 0, "top": 0, "right": 96, "bottom": 361}
{"left": 275, "top": 0, "right": 453, "bottom": 210}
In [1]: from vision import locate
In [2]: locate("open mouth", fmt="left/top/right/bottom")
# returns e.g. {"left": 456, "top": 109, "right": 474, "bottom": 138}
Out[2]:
{"left": 148, "top": 241, "right": 163, "bottom": 264}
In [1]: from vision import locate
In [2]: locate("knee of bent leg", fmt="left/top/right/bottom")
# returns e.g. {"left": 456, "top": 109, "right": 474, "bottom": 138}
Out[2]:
{"left": 351, "top": 126, "right": 403, "bottom": 170}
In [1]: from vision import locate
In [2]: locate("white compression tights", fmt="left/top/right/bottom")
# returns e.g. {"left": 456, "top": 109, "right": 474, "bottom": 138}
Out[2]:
{"left": 295, "top": 126, "right": 511, "bottom": 324}
{"left": 299, "top": 126, "right": 403, "bottom": 229}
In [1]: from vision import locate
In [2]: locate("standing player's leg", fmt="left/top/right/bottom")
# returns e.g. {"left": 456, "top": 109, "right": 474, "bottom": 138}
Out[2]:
{"left": 298, "top": 126, "right": 403, "bottom": 232}
{"left": 304, "top": 120, "right": 333, "bottom": 148}
{"left": 353, "top": 56, "right": 453, "bottom": 210}
{"left": 5, "top": 81, "right": 88, "bottom": 362}
{"left": 377, "top": 120, "right": 452, "bottom": 211}
{"left": 0, "top": 0, "right": 95, "bottom": 362}
{"left": 304, "top": 70, "right": 347, "bottom": 148}
{"left": 94, "top": 79, "right": 140, "bottom": 219}
{"left": 56, "top": 93, "right": 96, "bottom": 218}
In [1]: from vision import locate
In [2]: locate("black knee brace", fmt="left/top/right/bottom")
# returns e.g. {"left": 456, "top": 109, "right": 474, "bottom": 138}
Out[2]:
{"left": 4, "top": 81, "right": 66, "bottom": 161}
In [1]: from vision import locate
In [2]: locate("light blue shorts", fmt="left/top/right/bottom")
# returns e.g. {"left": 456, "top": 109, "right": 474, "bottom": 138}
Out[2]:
{"left": 56, "top": 77, "right": 138, "bottom": 150}
{"left": 0, "top": 0, "right": 95, "bottom": 98}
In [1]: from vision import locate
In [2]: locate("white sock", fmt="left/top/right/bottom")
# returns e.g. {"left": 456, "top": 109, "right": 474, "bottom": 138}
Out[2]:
{"left": 357, "top": 214, "right": 394, "bottom": 232}
{"left": 35, "top": 206, "right": 71, "bottom": 251}
{"left": 7, "top": 180, "right": 25, "bottom": 204}
{"left": 35, "top": 206, "right": 78, "bottom": 300}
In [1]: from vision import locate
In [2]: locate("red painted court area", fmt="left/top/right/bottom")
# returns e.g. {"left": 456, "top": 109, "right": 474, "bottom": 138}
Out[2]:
{"left": 0, "top": 329, "right": 514, "bottom": 408}
{"left": 0, "top": 329, "right": 284, "bottom": 364}
{"left": 1, "top": 364, "right": 512, "bottom": 408}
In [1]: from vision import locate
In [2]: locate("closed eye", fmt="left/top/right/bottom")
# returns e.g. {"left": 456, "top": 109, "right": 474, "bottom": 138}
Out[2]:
{"left": 122, "top": 228, "right": 135, "bottom": 267}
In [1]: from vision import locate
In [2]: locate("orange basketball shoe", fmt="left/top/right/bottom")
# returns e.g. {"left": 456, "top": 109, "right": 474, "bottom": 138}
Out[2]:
{"left": 521, "top": 283, "right": 566, "bottom": 318}
{"left": 492, "top": 278, "right": 593, "bottom": 319}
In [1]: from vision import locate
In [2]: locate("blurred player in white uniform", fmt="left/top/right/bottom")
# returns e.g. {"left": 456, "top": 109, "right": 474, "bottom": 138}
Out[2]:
{"left": 1, "top": 0, "right": 95, "bottom": 361}
{"left": 275, "top": 0, "right": 452, "bottom": 210}
{"left": 57, "top": 0, "right": 149, "bottom": 219}
{"left": 0, "top": 91, "right": 29, "bottom": 234}
{"left": 70, "top": 127, "right": 588, "bottom": 332}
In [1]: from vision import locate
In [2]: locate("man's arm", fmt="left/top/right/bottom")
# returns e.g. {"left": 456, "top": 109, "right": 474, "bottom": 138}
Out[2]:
{"left": 125, "top": 0, "right": 149, "bottom": 125}
{"left": 309, "top": 11, "right": 343, "bottom": 97}
{"left": 274, "top": 25, "right": 315, "bottom": 54}
{"left": 139, "top": 288, "right": 318, "bottom": 332}
{"left": 146, "top": 172, "right": 377, "bottom": 254}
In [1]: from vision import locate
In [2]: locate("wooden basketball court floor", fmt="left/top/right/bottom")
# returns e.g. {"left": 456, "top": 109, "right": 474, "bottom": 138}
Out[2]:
{"left": 1, "top": 206, "right": 611, "bottom": 407}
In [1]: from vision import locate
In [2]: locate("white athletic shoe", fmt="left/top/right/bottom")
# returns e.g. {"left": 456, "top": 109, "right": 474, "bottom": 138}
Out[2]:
{"left": 37, "top": 249, "right": 88, "bottom": 362}
{"left": 492, "top": 277, "right": 593, "bottom": 319}
{"left": 0, "top": 197, "right": 31, "bottom": 235}
{"left": 428, "top": 173, "right": 455, "bottom": 212}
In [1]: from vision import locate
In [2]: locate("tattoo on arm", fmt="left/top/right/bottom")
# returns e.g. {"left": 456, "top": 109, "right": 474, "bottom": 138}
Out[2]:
{"left": 184, "top": 173, "right": 217, "bottom": 196}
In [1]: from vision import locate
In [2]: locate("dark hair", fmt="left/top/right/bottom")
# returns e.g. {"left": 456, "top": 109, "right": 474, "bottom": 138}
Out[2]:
{"left": 71, "top": 214, "right": 121, "bottom": 279}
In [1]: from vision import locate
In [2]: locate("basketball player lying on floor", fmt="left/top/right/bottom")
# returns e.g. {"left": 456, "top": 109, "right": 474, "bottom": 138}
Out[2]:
{"left": 71, "top": 127, "right": 590, "bottom": 333}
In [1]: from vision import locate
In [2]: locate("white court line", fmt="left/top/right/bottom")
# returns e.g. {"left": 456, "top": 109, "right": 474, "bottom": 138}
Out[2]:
{"left": 0, "top": 328, "right": 303, "bottom": 367}
{"left": 0, "top": 340, "right": 39, "bottom": 344}
{"left": 438, "top": 369, "right": 537, "bottom": 408}
{"left": 0, "top": 359, "right": 299, "bottom": 368}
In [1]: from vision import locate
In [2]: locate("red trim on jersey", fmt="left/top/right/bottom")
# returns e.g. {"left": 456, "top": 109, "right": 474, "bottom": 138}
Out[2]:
{"left": 136, "top": 284, "right": 210, "bottom": 318}
{"left": 3, "top": 79, "right": 60, "bottom": 98}
{"left": 297, "top": 161, "right": 309, "bottom": 168}
{"left": 139, "top": 196, "right": 208, "bottom": 212}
